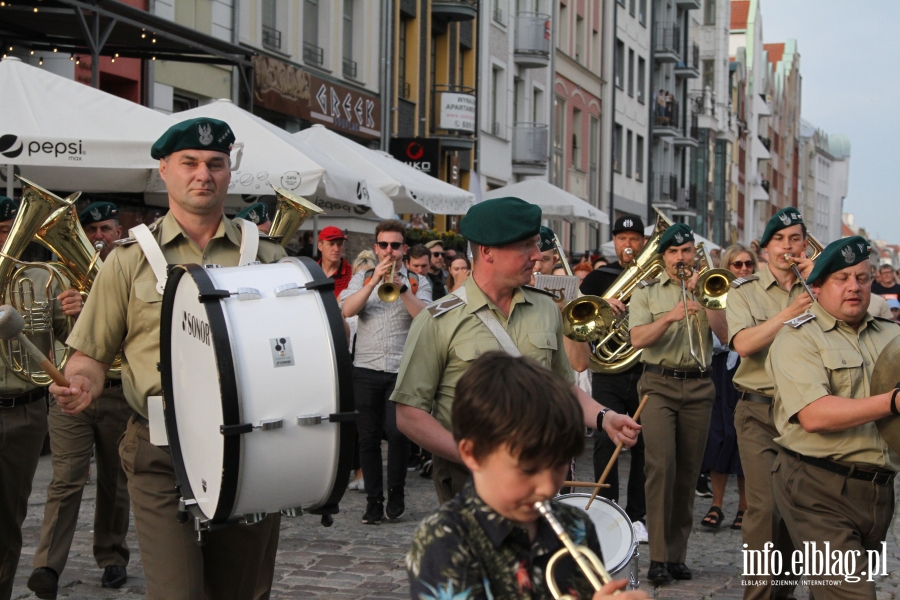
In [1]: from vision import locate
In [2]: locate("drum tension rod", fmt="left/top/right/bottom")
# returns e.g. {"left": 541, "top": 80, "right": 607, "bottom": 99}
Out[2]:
{"left": 219, "top": 418, "right": 284, "bottom": 436}
{"left": 297, "top": 411, "right": 359, "bottom": 426}
{"left": 274, "top": 278, "right": 335, "bottom": 297}
{"left": 197, "top": 288, "right": 262, "bottom": 302}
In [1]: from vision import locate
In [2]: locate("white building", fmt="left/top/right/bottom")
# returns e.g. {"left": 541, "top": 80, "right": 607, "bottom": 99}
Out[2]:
{"left": 798, "top": 120, "right": 850, "bottom": 244}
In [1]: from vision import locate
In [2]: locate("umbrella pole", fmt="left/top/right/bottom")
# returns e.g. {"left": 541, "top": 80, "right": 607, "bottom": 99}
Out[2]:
{"left": 5, "top": 165, "right": 11, "bottom": 198}
{"left": 313, "top": 216, "right": 319, "bottom": 249}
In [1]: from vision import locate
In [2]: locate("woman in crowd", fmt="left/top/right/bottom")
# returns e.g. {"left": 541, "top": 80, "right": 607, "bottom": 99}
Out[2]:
{"left": 446, "top": 255, "right": 471, "bottom": 293}
{"left": 347, "top": 249, "right": 377, "bottom": 491}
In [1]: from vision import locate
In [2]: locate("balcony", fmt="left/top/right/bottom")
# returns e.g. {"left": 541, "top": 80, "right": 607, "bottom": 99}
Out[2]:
{"left": 343, "top": 58, "right": 358, "bottom": 80}
{"left": 432, "top": 0, "right": 477, "bottom": 22}
{"left": 398, "top": 76, "right": 412, "bottom": 100}
{"left": 303, "top": 42, "right": 324, "bottom": 67}
{"left": 675, "top": 0, "right": 702, "bottom": 9}
{"left": 512, "top": 123, "right": 549, "bottom": 173}
{"left": 514, "top": 12, "right": 552, "bottom": 69}
{"left": 432, "top": 84, "right": 476, "bottom": 147}
{"left": 262, "top": 25, "right": 282, "bottom": 51}
{"left": 674, "top": 42, "right": 700, "bottom": 78}
{"left": 654, "top": 23, "right": 681, "bottom": 63}
{"left": 656, "top": 173, "right": 677, "bottom": 202}
{"left": 674, "top": 115, "right": 699, "bottom": 148}
{"left": 653, "top": 99, "right": 680, "bottom": 136}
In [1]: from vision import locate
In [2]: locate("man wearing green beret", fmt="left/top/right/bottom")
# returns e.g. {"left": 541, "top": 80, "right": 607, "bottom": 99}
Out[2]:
{"left": 391, "top": 197, "right": 641, "bottom": 503}
{"left": 48, "top": 117, "right": 285, "bottom": 600}
{"left": 235, "top": 202, "right": 271, "bottom": 234}
{"left": 629, "top": 222, "right": 727, "bottom": 584}
{"left": 767, "top": 236, "right": 900, "bottom": 595}
{"left": 27, "top": 201, "right": 133, "bottom": 597}
{"left": 726, "top": 206, "right": 814, "bottom": 600}
{"left": 533, "top": 225, "right": 558, "bottom": 277}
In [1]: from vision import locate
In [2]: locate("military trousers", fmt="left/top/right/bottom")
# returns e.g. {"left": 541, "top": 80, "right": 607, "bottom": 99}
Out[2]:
{"left": 0, "top": 397, "right": 47, "bottom": 600}
{"left": 638, "top": 369, "right": 714, "bottom": 563}
{"left": 735, "top": 399, "right": 797, "bottom": 600}
{"left": 432, "top": 456, "right": 471, "bottom": 505}
{"left": 119, "top": 416, "right": 281, "bottom": 600}
{"left": 773, "top": 451, "right": 894, "bottom": 600}
{"left": 33, "top": 385, "right": 132, "bottom": 576}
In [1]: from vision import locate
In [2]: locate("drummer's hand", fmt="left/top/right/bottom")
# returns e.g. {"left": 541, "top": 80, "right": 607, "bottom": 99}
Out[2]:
{"left": 52, "top": 374, "right": 93, "bottom": 415}
{"left": 58, "top": 290, "right": 83, "bottom": 317}
{"left": 606, "top": 297, "right": 627, "bottom": 316}
{"left": 602, "top": 411, "right": 641, "bottom": 448}
{"left": 592, "top": 579, "right": 648, "bottom": 599}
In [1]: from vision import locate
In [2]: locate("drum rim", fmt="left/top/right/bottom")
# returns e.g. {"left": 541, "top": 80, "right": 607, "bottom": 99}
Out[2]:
{"left": 554, "top": 492, "right": 638, "bottom": 574}
{"left": 161, "top": 263, "right": 243, "bottom": 524}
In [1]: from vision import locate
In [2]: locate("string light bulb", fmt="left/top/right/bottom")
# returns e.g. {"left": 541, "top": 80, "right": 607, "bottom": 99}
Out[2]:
{"left": 39, "top": 57, "right": 43, "bottom": 65}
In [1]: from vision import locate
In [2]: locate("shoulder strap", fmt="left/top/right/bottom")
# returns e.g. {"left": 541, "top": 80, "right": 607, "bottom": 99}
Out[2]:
{"left": 130, "top": 224, "right": 168, "bottom": 294}
{"left": 453, "top": 287, "right": 522, "bottom": 357}
{"left": 408, "top": 271, "right": 419, "bottom": 295}
{"left": 234, "top": 218, "right": 260, "bottom": 266}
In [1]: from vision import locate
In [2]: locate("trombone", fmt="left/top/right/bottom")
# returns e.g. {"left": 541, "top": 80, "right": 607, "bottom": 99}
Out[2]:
{"left": 550, "top": 235, "right": 614, "bottom": 343}
{"left": 783, "top": 233, "right": 824, "bottom": 302}
{"left": 377, "top": 262, "right": 400, "bottom": 303}
{"left": 693, "top": 243, "right": 735, "bottom": 310}
{"left": 676, "top": 260, "right": 707, "bottom": 369}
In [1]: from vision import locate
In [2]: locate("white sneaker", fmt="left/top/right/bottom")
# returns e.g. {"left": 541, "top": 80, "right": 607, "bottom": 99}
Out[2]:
{"left": 633, "top": 520, "right": 649, "bottom": 544}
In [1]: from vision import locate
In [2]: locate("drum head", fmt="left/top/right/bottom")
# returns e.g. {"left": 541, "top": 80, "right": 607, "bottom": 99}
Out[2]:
{"left": 556, "top": 493, "right": 636, "bottom": 574}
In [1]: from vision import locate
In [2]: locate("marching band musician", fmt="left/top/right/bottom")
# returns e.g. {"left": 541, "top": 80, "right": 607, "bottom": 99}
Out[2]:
{"left": 726, "top": 207, "right": 813, "bottom": 600}
{"left": 234, "top": 201, "right": 271, "bottom": 234}
{"left": 533, "top": 225, "right": 557, "bottom": 277}
{"left": 628, "top": 223, "right": 726, "bottom": 584}
{"left": 28, "top": 202, "right": 133, "bottom": 599}
{"left": 767, "top": 236, "right": 900, "bottom": 597}
{"left": 579, "top": 215, "right": 648, "bottom": 544}
{"left": 0, "top": 196, "right": 83, "bottom": 600}
{"left": 392, "top": 197, "right": 640, "bottom": 504}
{"left": 48, "top": 118, "right": 286, "bottom": 600}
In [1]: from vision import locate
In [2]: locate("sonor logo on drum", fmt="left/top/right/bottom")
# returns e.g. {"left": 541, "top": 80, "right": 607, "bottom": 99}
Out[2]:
{"left": 270, "top": 337, "right": 295, "bottom": 368}
{"left": 182, "top": 311, "right": 211, "bottom": 346}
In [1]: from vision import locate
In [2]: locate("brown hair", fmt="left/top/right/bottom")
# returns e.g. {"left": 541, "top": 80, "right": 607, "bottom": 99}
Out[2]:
{"left": 452, "top": 352, "right": 584, "bottom": 468}
{"left": 405, "top": 244, "right": 430, "bottom": 262}
{"left": 374, "top": 219, "right": 407, "bottom": 239}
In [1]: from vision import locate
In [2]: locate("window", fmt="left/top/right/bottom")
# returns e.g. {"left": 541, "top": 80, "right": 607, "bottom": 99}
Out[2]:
{"left": 303, "top": 0, "right": 321, "bottom": 66}
{"left": 262, "top": 0, "right": 281, "bottom": 51}
{"left": 615, "top": 39, "right": 625, "bottom": 89}
{"left": 627, "top": 49, "right": 635, "bottom": 97}
{"left": 576, "top": 16, "right": 585, "bottom": 63}
{"left": 343, "top": 0, "right": 356, "bottom": 79}
{"left": 629, "top": 0, "right": 635, "bottom": 17}
{"left": 617, "top": 0, "right": 625, "bottom": 6}
{"left": 491, "top": 67, "right": 503, "bottom": 136}
{"left": 172, "top": 93, "right": 198, "bottom": 113}
{"left": 637, "top": 56, "right": 646, "bottom": 103}
{"left": 636, "top": 135, "right": 644, "bottom": 181}
{"left": 639, "top": 0, "right": 646, "bottom": 26}
{"left": 702, "top": 59, "right": 714, "bottom": 92}
{"left": 625, "top": 130, "right": 633, "bottom": 177}
{"left": 572, "top": 108, "right": 583, "bottom": 168}
{"left": 614, "top": 124, "right": 623, "bottom": 172}
{"left": 704, "top": 0, "right": 716, "bottom": 25}
{"left": 590, "top": 117, "right": 599, "bottom": 204}
{"left": 514, "top": 77, "right": 524, "bottom": 122}
{"left": 559, "top": 3, "right": 569, "bottom": 51}
{"left": 458, "top": 48, "right": 468, "bottom": 87}
{"left": 398, "top": 19, "right": 409, "bottom": 99}
{"left": 533, "top": 87, "right": 544, "bottom": 122}
{"left": 553, "top": 95, "right": 565, "bottom": 186}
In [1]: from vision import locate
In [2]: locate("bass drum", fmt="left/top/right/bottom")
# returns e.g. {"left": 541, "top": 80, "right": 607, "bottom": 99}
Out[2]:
{"left": 556, "top": 493, "right": 640, "bottom": 589}
{"left": 160, "top": 257, "right": 355, "bottom": 528}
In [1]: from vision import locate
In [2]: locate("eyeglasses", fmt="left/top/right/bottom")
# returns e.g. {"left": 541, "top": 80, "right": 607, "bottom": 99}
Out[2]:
{"left": 431, "top": 251, "right": 444, "bottom": 257}
{"left": 731, "top": 260, "right": 754, "bottom": 269}
{"left": 376, "top": 241, "right": 403, "bottom": 250}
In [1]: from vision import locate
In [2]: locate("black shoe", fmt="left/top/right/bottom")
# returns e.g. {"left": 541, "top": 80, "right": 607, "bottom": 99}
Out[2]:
{"left": 419, "top": 458, "right": 433, "bottom": 478}
{"left": 27, "top": 567, "right": 58, "bottom": 600}
{"left": 386, "top": 487, "right": 405, "bottom": 520}
{"left": 407, "top": 453, "right": 421, "bottom": 471}
{"left": 666, "top": 562, "right": 693, "bottom": 580}
{"left": 647, "top": 561, "right": 673, "bottom": 584}
{"left": 695, "top": 473, "right": 713, "bottom": 497}
{"left": 362, "top": 501, "right": 384, "bottom": 524}
{"left": 102, "top": 565, "right": 128, "bottom": 589}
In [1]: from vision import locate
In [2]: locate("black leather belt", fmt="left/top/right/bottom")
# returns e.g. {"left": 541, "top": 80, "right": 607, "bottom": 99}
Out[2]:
{"left": 741, "top": 391, "right": 773, "bottom": 405}
{"left": 781, "top": 448, "right": 895, "bottom": 485}
{"left": 0, "top": 388, "right": 46, "bottom": 409}
{"left": 644, "top": 364, "right": 711, "bottom": 379}
{"left": 103, "top": 379, "right": 123, "bottom": 390}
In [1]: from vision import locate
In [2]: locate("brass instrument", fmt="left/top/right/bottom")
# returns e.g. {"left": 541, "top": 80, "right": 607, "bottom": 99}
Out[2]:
{"left": 267, "top": 185, "right": 324, "bottom": 248}
{"left": 676, "top": 260, "right": 707, "bottom": 369}
{"left": 693, "top": 243, "right": 735, "bottom": 310}
{"left": 552, "top": 235, "right": 612, "bottom": 343}
{"left": 535, "top": 500, "right": 615, "bottom": 599}
{"left": 783, "top": 233, "right": 824, "bottom": 301}
{"left": 377, "top": 262, "right": 401, "bottom": 303}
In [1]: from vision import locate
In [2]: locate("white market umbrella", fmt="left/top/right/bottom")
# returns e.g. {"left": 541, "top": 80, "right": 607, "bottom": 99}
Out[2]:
{"left": 482, "top": 179, "right": 609, "bottom": 225}
{"left": 600, "top": 225, "right": 721, "bottom": 257}
{"left": 0, "top": 57, "right": 173, "bottom": 192}
{"left": 294, "top": 125, "right": 475, "bottom": 215}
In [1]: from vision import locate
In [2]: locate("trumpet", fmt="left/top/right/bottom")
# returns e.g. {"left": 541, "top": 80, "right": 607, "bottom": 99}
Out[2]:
{"left": 676, "top": 260, "right": 707, "bottom": 369}
{"left": 535, "top": 500, "right": 615, "bottom": 599}
{"left": 377, "top": 262, "right": 400, "bottom": 303}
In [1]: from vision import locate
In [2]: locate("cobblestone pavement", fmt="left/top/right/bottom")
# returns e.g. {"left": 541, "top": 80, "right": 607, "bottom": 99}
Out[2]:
{"left": 11, "top": 439, "right": 900, "bottom": 599}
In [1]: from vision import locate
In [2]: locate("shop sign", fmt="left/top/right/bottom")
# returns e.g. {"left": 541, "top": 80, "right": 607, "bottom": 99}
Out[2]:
{"left": 436, "top": 92, "right": 476, "bottom": 132}
{"left": 389, "top": 138, "right": 440, "bottom": 178}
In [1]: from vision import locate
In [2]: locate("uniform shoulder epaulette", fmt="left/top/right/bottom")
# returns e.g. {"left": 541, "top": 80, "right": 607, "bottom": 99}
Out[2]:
{"left": 114, "top": 221, "right": 158, "bottom": 246}
{"left": 730, "top": 274, "right": 759, "bottom": 288}
{"left": 427, "top": 296, "right": 465, "bottom": 318}
{"left": 783, "top": 312, "right": 816, "bottom": 329}
{"left": 523, "top": 285, "right": 557, "bottom": 298}
{"left": 873, "top": 316, "right": 900, "bottom": 327}
{"left": 637, "top": 278, "right": 659, "bottom": 288}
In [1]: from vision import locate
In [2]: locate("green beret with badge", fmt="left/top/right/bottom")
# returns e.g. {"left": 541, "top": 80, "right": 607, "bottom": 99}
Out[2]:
{"left": 657, "top": 222, "right": 695, "bottom": 254}
{"left": 150, "top": 117, "right": 236, "bottom": 160}
{"left": 460, "top": 197, "right": 542, "bottom": 246}
{"left": 759, "top": 207, "right": 804, "bottom": 248}
{"left": 235, "top": 202, "right": 269, "bottom": 225}
{"left": 806, "top": 235, "right": 872, "bottom": 285}
{"left": 539, "top": 226, "right": 556, "bottom": 252}
{"left": 0, "top": 196, "right": 17, "bottom": 222}
{"left": 78, "top": 201, "right": 118, "bottom": 226}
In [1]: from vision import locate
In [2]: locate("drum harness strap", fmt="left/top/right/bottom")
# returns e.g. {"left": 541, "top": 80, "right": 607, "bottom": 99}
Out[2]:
{"left": 452, "top": 287, "right": 522, "bottom": 358}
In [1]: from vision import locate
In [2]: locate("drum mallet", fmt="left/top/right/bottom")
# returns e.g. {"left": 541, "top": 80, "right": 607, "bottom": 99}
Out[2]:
{"left": 0, "top": 305, "right": 70, "bottom": 388}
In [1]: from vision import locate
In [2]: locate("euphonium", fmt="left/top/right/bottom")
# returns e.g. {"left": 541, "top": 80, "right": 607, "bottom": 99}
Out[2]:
{"left": 551, "top": 235, "right": 613, "bottom": 343}
{"left": 267, "top": 185, "right": 324, "bottom": 248}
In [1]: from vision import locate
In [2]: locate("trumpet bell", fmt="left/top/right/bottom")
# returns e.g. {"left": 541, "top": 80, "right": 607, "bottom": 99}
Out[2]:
{"left": 695, "top": 268, "right": 735, "bottom": 310}
{"left": 377, "top": 282, "right": 401, "bottom": 303}
{"left": 562, "top": 296, "right": 615, "bottom": 343}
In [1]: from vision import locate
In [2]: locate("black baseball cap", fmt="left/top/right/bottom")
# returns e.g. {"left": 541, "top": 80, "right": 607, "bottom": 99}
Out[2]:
{"left": 612, "top": 215, "right": 644, "bottom": 235}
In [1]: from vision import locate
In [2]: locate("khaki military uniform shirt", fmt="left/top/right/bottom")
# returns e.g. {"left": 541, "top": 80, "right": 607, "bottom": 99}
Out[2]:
{"left": 66, "top": 211, "right": 286, "bottom": 417}
{"left": 629, "top": 272, "right": 713, "bottom": 369}
{"left": 727, "top": 268, "right": 806, "bottom": 395}
{"left": 766, "top": 302, "right": 900, "bottom": 470}
{"left": 390, "top": 276, "right": 575, "bottom": 431}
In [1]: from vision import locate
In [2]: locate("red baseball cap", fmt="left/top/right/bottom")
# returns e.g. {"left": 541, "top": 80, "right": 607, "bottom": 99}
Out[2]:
{"left": 318, "top": 226, "right": 347, "bottom": 241}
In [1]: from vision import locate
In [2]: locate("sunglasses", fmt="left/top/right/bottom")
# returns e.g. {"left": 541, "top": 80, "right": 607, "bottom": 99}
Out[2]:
{"left": 376, "top": 241, "right": 404, "bottom": 250}
{"left": 431, "top": 251, "right": 444, "bottom": 257}
{"left": 731, "top": 260, "right": 754, "bottom": 269}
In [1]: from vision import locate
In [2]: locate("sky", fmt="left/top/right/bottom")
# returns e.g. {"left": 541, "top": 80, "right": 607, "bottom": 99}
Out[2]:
{"left": 761, "top": 1, "right": 898, "bottom": 245}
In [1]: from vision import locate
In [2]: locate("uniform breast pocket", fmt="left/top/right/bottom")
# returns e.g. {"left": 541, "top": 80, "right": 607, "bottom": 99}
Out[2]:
{"left": 749, "top": 305, "right": 780, "bottom": 325}
{"left": 526, "top": 331, "right": 558, "bottom": 365}
{"left": 648, "top": 299, "right": 671, "bottom": 321}
{"left": 821, "top": 349, "right": 863, "bottom": 394}
{"left": 133, "top": 279, "right": 163, "bottom": 340}
{"left": 454, "top": 339, "right": 501, "bottom": 362}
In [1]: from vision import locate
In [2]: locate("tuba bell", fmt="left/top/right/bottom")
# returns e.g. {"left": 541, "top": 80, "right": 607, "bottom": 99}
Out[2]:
{"left": 267, "top": 185, "right": 324, "bottom": 248}
{"left": 549, "top": 235, "right": 613, "bottom": 343}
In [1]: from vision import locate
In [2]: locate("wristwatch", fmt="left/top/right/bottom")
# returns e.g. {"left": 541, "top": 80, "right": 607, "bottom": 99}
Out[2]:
{"left": 597, "top": 408, "right": 611, "bottom": 430}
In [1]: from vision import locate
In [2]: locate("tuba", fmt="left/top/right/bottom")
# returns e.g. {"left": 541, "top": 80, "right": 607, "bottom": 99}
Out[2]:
{"left": 267, "top": 185, "right": 324, "bottom": 248}
{"left": 550, "top": 235, "right": 613, "bottom": 343}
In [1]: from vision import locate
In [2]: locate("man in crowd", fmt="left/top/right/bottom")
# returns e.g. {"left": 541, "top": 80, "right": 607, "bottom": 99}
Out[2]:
{"left": 727, "top": 207, "right": 812, "bottom": 600}
{"left": 405, "top": 244, "right": 432, "bottom": 280}
{"left": 392, "top": 197, "right": 640, "bottom": 504}
{"left": 872, "top": 263, "right": 900, "bottom": 302}
{"left": 579, "top": 214, "right": 648, "bottom": 544}
{"left": 50, "top": 118, "right": 285, "bottom": 600}
{"left": 425, "top": 240, "right": 448, "bottom": 299}
{"left": 534, "top": 226, "right": 557, "bottom": 276}
{"left": 317, "top": 226, "right": 352, "bottom": 298}
{"left": 768, "top": 236, "right": 900, "bottom": 596}
{"left": 234, "top": 201, "right": 271, "bottom": 234}
{"left": 0, "top": 195, "right": 83, "bottom": 600}
{"left": 341, "top": 220, "right": 432, "bottom": 524}
{"left": 28, "top": 202, "right": 133, "bottom": 599}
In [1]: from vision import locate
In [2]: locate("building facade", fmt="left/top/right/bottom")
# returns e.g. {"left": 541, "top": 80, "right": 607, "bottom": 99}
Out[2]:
{"left": 798, "top": 120, "right": 849, "bottom": 243}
